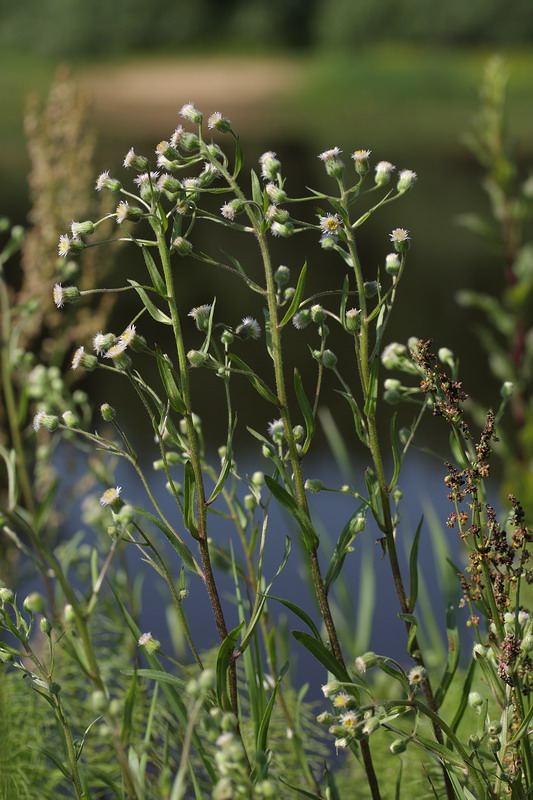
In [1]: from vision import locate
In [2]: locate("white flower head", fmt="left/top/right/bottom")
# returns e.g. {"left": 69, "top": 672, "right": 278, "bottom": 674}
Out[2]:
{"left": 120, "top": 325, "right": 136, "bottom": 348}
{"left": 93, "top": 332, "right": 116, "bottom": 356}
{"left": 170, "top": 125, "right": 185, "bottom": 148}
{"left": 123, "top": 148, "right": 136, "bottom": 168}
{"left": 375, "top": 160, "right": 395, "bottom": 185}
{"left": 116, "top": 201, "right": 129, "bottom": 224}
{"left": 235, "top": 316, "right": 261, "bottom": 339}
{"left": 318, "top": 214, "right": 341, "bottom": 235}
{"left": 58, "top": 235, "right": 71, "bottom": 258}
{"left": 332, "top": 692, "right": 350, "bottom": 709}
{"left": 389, "top": 228, "right": 410, "bottom": 243}
{"left": 71, "top": 346, "right": 85, "bottom": 370}
{"left": 53, "top": 283, "right": 64, "bottom": 308}
{"left": 133, "top": 171, "right": 160, "bottom": 188}
{"left": 100, "top": 486, "right": 122, "bottom": 507}
{"left": 340, "top": 711, "right": 358, "bottom": 729}
{"left": 104, "top": 341, "right": 128, "bottom": 359}
{"left": 95, "top": 171, "right": 110, "bottom": 191}
{"left": 221, "top": 202, "right": 236, "bottom": 220}
{"left": 180, "top": 102, "right": 203, "bottom": 124}
{"left": 351, "top": 149, "right": 371, "bottom": 162}
{"left": 268, "top": 418, "right": 284, "bottom": 443}
{"left": 33, "top": 410, "right": 47, "bottom": 432}
{"left": 318, "top": 147, "right": 342, "bottom": 162}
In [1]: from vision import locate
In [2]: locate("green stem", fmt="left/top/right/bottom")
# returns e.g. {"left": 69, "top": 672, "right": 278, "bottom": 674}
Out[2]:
{"left": 154, "top": 227, "right": 237, "bottom": 713}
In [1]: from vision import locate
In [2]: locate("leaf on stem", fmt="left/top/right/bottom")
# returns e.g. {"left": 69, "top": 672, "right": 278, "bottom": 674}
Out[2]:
{"left": 183, "top": 462, "right": 199, "bottom": 539}
{"left": 155, "top": 350, "right": 187, "bottom": 414}
{"left": 292, "top": 630, "right": 352, "bottom": 687}
{"left": 228, "top": 353, "right": 279, "bottom": 405}
{"left": 434, "top": 604, "right": 460, "bottom": 709}
{"left": 131, "top": 505, "right": 201, "bottom": 573}
{"left": 264, "top": 475, "right": 319, "bottom": 551}
{"left": 294, "top": 369, "right": 315, "bottom": 454}
{"left": 407, "top": 516, "right": 424, "bottom": 612}
{"left": 142, "top": 247, "right": 166, "bottom": 295}
{"left": 128, "top": 280, "right": 172, "bottom": 325}
{"left": 279, "top": 261, "right": 308, "bottom": 328}
{"left": 325, "top": 503, "right": 367, "bottom": 590}
{"left": 215, "top": 622, "right": 244, "bottom": 711}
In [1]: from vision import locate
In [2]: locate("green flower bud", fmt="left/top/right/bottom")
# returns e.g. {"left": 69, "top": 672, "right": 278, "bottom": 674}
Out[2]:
{"left": 274, "top": 265, "right": 290, "bottom": 286}
{"left": 488, "top": 736, "right": 501, "bottom": 752}
{"left": 468, "top": 734, "right": 482, "bottom": 750}
{"left": 468, "top": 692, "right": 484, "bottom": 711}
{"left": 172, "top": 236, "right": 193, "bottom": 255}
{"left": 180, "top": 102, "right": 203, "bottom": 124}
{"left": 244, "top": 494, "right": 256, "bottom": 511}
{"left": 221, "top": 329, "right": 234, "bottom": 346}
{"left": 396, "top": 169, "right": 417, "bottom": 193}
{"left": 0, "top": 588, "right": 14, "bottom": 604}
{"left": 198, "top": 669, "right": 216, "bottom": 691}
{"left": 355, "top": 652, "right": 377, "bottom": 673}
{"left": 345, "top": 308, "right": 360, "bottom": 332}
{"left": 487, "top": 720, "right": 502, "bottom": 736}
{"left": 438, "top": 347, "right": 455, "bottom": 368}
{"left": 138, "top": 632, "right": 160, "bottom": 654}
{"left": 501, "top": 381, "right": 514, "bottom": 399}
{"left": 23, "top": 592, "right": 45, "bottom": 614}
{"left": 311, "top": 304, "right": 326, "bottom": 323}
{"left": 207, "top": 112, "right": 232, "bottom": 134}
{"left": 389, "top": 737, "right": 407, "bottom": 754}
{"left": 40, "top": 617, "right": 52, "bottom": 635}
{"left": 251, "top": 471, "right": 265, "bottom": 487}
{"left": 71, "top": 220, "right": 95, "bottom": 237}
{"left": 64, "top": 604, "right": 76, "bottom": 623}
{"left": 100, "top": 403, "right": 116, "bottom": 422}
{"left": 91, "top": 690, "right": 109, "bottom": 713}
{"left": 61, "top": 410, "right": 78, "bottom": 427}
{"left": 259, "top": 151, "right": 281, "bottom": 181}
{"left": 305, "top": 479, "right": 324, "bottom": 493}
{"left": 316, "top": 711, "right": 334, "bottom": 725}
{"left": 187, "top": 350, "right": 208, "bottom": 367}
{"left": 362, "top": 716, "right": 380, "bottom": 736}
{"left": 364, "top": 280, "right": 379, "bottom": 298}
{"left": 521, "top": 634, "right": 533, "bottom": 652}
{"left": 322, "top": 350, "right": 337, "bottom": 369}
{"left": 385, "top": 252, "right": 401, "bottom": 276}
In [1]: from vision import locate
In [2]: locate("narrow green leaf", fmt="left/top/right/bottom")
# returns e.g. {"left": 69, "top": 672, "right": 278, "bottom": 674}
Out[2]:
{"left": 32, "top": 746, "right": 71, "bottom": 779}
{"left": 294, "top": 368, "right": 315, "bottom": 454}
{"left": 414, "top": 734, "right": 467, "bottom": 769}
{"left": 434, "top": 604, "right": 460, "bottom": 709}
{"left": 128, "top": 280, "right": 172, "bottom": 324}
{"left": 292, "top": 630, "right": 351, "bottom": 685}
{"left": 34, "top": 478, "right": 59, "bottom": 533}
{"left": 265, "top": 595, "right": 321, "bottom": 641}
{"left": 335, "top": 389, "right": 367, "bottom": 446}
{"left": 408, "top": 516, "right": 424, "bottom": 612}
{"left": 398, "top": 612, "right": 419, "bottom": 658}
{"left": 206, "top": 415, "right": 237, "bottom": 504}
{"left": 131, "top": 505, "right": 201, "bottom": 573}
{"left": 450, "top": 659, "right": 476, "bottom": 733}
{"left": 142, "top": 246, "right": 166, "bottom": 294}
{"left": 363, "top": 355, "right": 380, "bottom": 418}
{"left": 228, "top": 353, "right": 279, "bottom": 405}
{"left": 121, "top": 670, "right": 138, "bottom": 744}
{"left": 183, "top": 461, "right": 198, "bottom": 539}
{"left": 278, "top": 778, "right": 323, "bottom": 800}
{"left": 216, "top": 622, "right": 244, "bottom": 710}
{"left": 280, "top": 261, "right": 308, "bottom": 327}
{"left": 256, "top": 662, "right": 289, "bottom": 752}
{"left": 264, "top": 475, "right": 319, "bottom": 551}
{"left": 339, "top": 274, "right": 350, "bottom": 331}
{"left": 121, "top": 669, "right": 187, "bottom": 690}
{"left": 239, "top": 537, "right": 292, "bottom": 654}
{"left": 325, "top": 504, "right": 366, "bottom": 590}
{"left": 199, "top": 298, "right": 217, "bottom": 356}
{"left": 389, "top": 412, "right": 402, "bottom": 491}
{"left": 155, "top": 350, "right": 187, "bottom": 414}
{"left": 233, "top": 135, "right": 243, "bottom": 178}
{"left": 251, "top": 169, "right": 263, "bottom": 209}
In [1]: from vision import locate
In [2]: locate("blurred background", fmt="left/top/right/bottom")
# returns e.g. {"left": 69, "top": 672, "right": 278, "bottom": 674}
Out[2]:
{"left": 2, "top": 0, "right": 533, "bottom": 660}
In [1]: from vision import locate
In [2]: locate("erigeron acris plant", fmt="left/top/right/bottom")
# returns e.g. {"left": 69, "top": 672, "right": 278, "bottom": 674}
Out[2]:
{"left": 1, "top": 91, "right": 530, "bottom": 799}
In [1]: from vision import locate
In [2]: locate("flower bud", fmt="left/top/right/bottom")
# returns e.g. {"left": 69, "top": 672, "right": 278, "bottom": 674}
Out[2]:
{"left": 385, "top": 252, "right": 401, "bottom": 276}
{"left": 311, "top": 304, "right": 326, "bottom": 323}
{"left": 266, "top": 183, "right": 287, "bottom": 204}
{"left": 220, "top": 329, "right": 234, "bottom": 346}
{"left": 207, "top": 112, "right": 232, "bottom": 133}
{"left": 318, "top": 147, "right": 344, "bottom": 178}
{"left": 305, "top": 479, "right": 324, "bottom": 493}
{"left": 321, "top": 680, "right": 341, "bottom": 697}
{"left": 468, "top": 734, "right": 482, "bottom": 749}
{"left": 62, "top": 410, "right": 78, "bottom": 427}
{"left": 501, "top": 381, "right": 514, "bottom": 399}
{"left": 198, "top": 669, "right": 216, "bottom": 691}
{"left": 355, "top": 652, "right": 377, "bottom": 673}
{"left": 91, "top": 690, "right": 109, "bottom": 713}
{"left": 71, "top": 220, "right": 95, "bottom": 238}
{"left": 374, "top": 160, "right": 395, "bottom": 186}
{"left": 292, "top": 310, "right": 311, "bottom": 329}
{"left": 180, "top": 103, "right": 203, "bottom": 124}
{"left": 362, "top": 716, "right": 380, "bottom": 736}
{"left": 389, "top": 738, "right": 407, "bottom": 754}
{"left": 123, "top": 148, "right": 149, "bottom": 170}
{"left": 274, "top": 265, "right": 290, "bottom": 286}
{"left": 100, "top": 403, "right": 116, "bottom": 422}
{"left": 172, "top": 236, "right": 193, "bottom": 256}
{"left": 389, "top": 228, "right": 410, "bottom": 253}
{"left": 316, "top": 711, "right": 334, "bottom": 725}
{"left": 23, "top": 592, "right": 45, "bottom": 614}
{"left": 352, "top": 149, "right": 371, "bottom": 176}
{"left": 345, "top": 308, "right": 360, "bottom": 332}
{"left": 473, "top": 643, "right": 487, "bottom": 659}
{"left": 96, "top": 172, "right": 122, "bottom": 193}
{"left": 32, "top": 412, "right": 59, "bottom": 433}
{"left": 259, "top": 151, "right": 281, "bottom": 181}
{"left": 396, "top": 170, "right": 417, "bottom": 193}
{"left": 270, "top": 221, "right": 294, "bottom": 238}
{"left": 438, "top": 347, "right": 455, "bottom": 368}
{"left": 488, "top": 736, "right": 501, "bottom": 752}
{"left": 116, "top": 504, "right": 135, "bottom": 525}
{"left": 487, "top": 720, "right": 502, "bottom": 735}
{"left": 244, "top": 494, "right": 256, "bottom": 511}
{"left": 138, "top": 632, "right": 160, "bottom": 654}
{"left": 521, "top": 634, "right": 533, "bottom": 652}
{"left": 468, "top": 692, "right": 484, "bottom": 711}
{"left": 322, "top": 350, "right": 337, "bottom": 369}
{"left": 0, "top": 588, "right": 14, "bottom": 604}
{"left": 235, "top": 317, "right": 261, "bottom": 340}
{"left": 52, "top": 283, "right": 81, "bottom": 308}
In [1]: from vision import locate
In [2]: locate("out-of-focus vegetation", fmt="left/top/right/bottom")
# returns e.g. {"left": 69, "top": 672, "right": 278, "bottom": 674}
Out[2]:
{"left": 1, "top": 0, "right": 533, "bottom": 58}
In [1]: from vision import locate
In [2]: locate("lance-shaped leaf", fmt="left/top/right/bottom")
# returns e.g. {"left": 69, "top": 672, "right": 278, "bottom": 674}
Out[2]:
{"left": 131, "top": 505, "right": 201, "bottom": 573}
{"left": 128, "top": 280, "right": 172, "bottom": 325}
{"left": 292, "top": 630, "right": 352, "bottom": 686}
{"left": 206, "top": 415, "right": 237, "bottom": 504}
{"left": 156, "top": 350, "right": 186, "bottom": 414}
{"left": 408, "top": 516, "right": 424, "bottom": 611}
{"left": 389, "top": 412, "right": 402, "bottom": 491}
{"left": 250, "top": 168, "right": 263, "bottom": 211}
{"left": 216, "top": 622, "right": 244, "bottom": 711}
{"left": 280, "top": 261, "right": 308, "bottom": 328}
{"left": 294, "top": 368, "right": 315, "bottom": 453}
{"left": 264, "top": 475, "right": 319, "bottom": 552}
{"left": 183, "top": 461, "right": 198, "bottom": 539}
{"left": 141, "top": 246, "right": 165, "bottom": 294}
{"left": 325, "top": 504, "right": 367, "bottom": 590}
{"left": 434, "top": 604, "right": 460, "bottom": 709}
{"left": 228, "top": 353, "right": 279, "bottom": 406}
{"left": 256, "top": 662, "right": 289, "bottom": 753}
